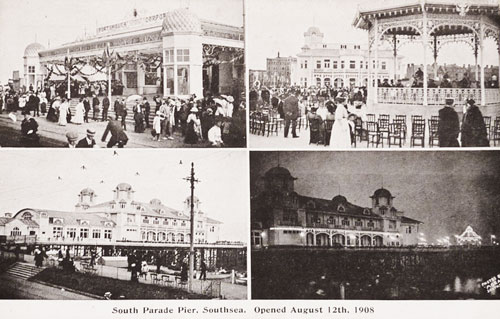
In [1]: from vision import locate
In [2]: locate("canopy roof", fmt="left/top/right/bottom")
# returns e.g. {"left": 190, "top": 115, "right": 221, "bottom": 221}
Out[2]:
{"left": 354, "top": 0, "right": 500, "bottom": 31}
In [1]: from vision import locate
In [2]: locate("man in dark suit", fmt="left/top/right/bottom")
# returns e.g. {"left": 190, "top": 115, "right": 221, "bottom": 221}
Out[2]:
{"left": 102, "top": 116, "right": 128, "bottom": 148}
{"left": 76, "top": 129, "right": 96, "bottom": 148}
{"left": 101, "top": 96, "right": 110, "bottom": 122}
{"left": 438, "top": 98, "right": 460, "bottom": 147}
{"left": 283, "top": 90, "right": 299, "bottom": 138}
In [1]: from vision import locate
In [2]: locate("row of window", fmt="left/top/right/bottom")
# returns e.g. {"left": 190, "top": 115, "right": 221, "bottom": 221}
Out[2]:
{"left": 310, "top": 216, "right": 377, "bottom": 228}
{"left": 300, "top": 60, "right": 387, "bottom": 70}
{"left": 52, "top": 227, "right": 112, "bottom": 239}
{"left": 283, "top": 230, "right": 301, "bottom": 234}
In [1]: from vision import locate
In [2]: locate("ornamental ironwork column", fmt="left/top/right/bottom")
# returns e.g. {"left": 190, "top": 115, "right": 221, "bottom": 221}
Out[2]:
{"left": 374, "top": 18, "right": 379, "bottom": 104}
{"left": 393, "top": 34, "right": 398, "bottom": 81}
{"left": 480, "top": 19, "right": 485, "bottom": 106}
{"left": 422, "top": 5, "right": 428, "bottom": 106}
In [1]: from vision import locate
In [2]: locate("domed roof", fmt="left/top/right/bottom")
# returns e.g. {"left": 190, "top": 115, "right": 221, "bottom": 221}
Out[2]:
{"left": 150, "top": 199, "right": 162, "bottom": 205}
{"left": 24, "top": 43, "right": 45, "bottom": 57}
{"left": 331, "top": 195, "right": 347, "bottom": 203}
{"left": 79, "top": 188, "right": 95, "bottom": 195}
{"left": 162, "top": 8, "right": 202, "bottom": 35}
{"left": 116, "top": 183, "right": 133, "bottom": 191}
{"left": 371, "top": 188, "right": 393, "bottom": 198}
{"left": 265, "top": 166, "right": 293, "bottom": 178}
{"left": 305, "top": 26, "right": 323, "bottom": 36}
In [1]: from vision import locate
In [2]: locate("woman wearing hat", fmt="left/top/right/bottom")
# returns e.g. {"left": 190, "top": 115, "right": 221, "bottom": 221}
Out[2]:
{"left": 460, "top": 99, "right": 489, "bottom": 147}
{"left": 73, "top": 97, "right": 85, "bottom": 125}
{"left": 185, "top": 106, "right": 201, "bottom": 144}
{"left": 329, "top": 97, "right": 351, "bottom": 148}
{"left": 58, "top": 98, "right": 69, "bottom": 126}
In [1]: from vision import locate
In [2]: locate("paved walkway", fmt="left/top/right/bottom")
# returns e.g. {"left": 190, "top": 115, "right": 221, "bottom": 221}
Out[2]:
{"left": 78, "top": 262, "right": 246, "bottom": 299}
{"left": 0, "top": 273, "right": 95, "bottom": 299}
{"left": 0, "top": 112, "right": 210, "bottom": 148}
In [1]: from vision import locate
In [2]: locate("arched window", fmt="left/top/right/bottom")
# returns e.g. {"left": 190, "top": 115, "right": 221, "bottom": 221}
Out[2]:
{"left": 11, "top": 227, "right": 21, "bottom": 236}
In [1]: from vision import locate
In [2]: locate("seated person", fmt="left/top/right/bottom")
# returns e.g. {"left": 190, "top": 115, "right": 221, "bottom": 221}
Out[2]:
{"left": 208, "top": 121, "right": 224, "bottom": 147}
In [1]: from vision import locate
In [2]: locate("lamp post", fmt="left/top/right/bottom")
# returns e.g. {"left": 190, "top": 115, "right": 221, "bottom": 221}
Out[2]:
{"left": 184, "top": 162, "right": 199, "bottom": 293}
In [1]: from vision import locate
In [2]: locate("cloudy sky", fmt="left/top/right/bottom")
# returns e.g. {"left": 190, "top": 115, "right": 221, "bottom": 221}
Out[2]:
{"left": 0, "top": 0, "right": 243, "bottom": 83}
{"left": 251, "top": 151, "right": 500, "bottom": 243}
{"left": 0, "top": 149, "right": 249, "bottom": 242}
{"left": 247, "top": 0, "right": 499, "bottom": 70}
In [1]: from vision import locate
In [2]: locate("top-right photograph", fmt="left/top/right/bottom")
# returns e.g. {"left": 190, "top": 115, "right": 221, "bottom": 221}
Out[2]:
{"left": 248, "top": 0, "right": 500, "bottom": 149}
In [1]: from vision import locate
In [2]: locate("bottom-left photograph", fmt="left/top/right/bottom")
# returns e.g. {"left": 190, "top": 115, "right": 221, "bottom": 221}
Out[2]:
{"left": 0, "top": 149, "right": 248, "bottom": 300}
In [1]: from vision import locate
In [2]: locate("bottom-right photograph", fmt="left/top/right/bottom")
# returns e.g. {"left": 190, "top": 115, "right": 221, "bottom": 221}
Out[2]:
{"left": 250, "top": 151, "right": 500, "bottom": 300}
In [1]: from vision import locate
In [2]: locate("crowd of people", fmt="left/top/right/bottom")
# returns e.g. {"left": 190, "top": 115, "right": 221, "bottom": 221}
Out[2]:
{"left": 1, "top": 82, "right": 246, "bottom": 148}
{"left": 250, "top": 84, "right": 367, "bottom": 148}
{"left": 251, "top": 83, "right": 493, "bottom": 148}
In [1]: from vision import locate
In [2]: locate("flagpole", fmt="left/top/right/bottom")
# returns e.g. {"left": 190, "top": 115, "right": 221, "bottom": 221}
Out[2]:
{"left": 107, "top": 43, "right": 112, "bottom": 105}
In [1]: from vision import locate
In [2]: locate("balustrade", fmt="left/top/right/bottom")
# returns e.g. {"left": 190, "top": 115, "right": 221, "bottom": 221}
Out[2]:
{"left": 377, "top": 87, "right": 500, "bottom": 105}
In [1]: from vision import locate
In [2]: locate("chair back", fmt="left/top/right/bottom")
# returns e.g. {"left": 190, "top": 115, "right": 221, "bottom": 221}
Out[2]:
{"left": 412, "top": 120, "right": 425, "bottom": 136}
{"left": 367, "top": 114, "right": 376, "bottom": 122}
{"left": 366, "top": 121, "right": 378, "bottom": 133}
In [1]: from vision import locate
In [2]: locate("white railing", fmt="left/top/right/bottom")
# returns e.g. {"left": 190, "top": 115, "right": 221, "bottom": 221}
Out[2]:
{"left": 377, "top": 88, "right": 500, "bottom": 105}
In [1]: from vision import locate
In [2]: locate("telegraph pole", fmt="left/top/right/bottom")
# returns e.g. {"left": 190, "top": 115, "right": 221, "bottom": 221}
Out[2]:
{"left": 184, "top": 162, "right": 199, "bottom": 292}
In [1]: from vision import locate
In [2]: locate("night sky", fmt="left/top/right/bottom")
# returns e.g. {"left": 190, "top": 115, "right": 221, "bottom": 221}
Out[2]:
{"left": 250, "top": 151, "right": 500, "bottom": 243}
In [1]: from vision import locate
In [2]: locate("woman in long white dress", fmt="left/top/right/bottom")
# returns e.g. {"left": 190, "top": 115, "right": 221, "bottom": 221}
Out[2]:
{"left": 58, "top": 98, "right": 69, "bottom": 126}
{"left": 329, "top": 100, "right": 351, "bottom": 148}
{"left": 73, "top": 98, "right": 85, "bottom": 124}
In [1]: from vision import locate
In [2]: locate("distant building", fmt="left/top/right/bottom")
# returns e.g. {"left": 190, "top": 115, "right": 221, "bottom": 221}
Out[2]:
{"left": 251, "top": 166, "right": 422, "bottom": 248}
{"left": 295, "top": 26, "right": 401, "bottom": 88}
{"left": 266, "top": 52, "right": 297, "bottom": 87}
{"left": 0, "top": 183, "right": 222, "bottom": 245}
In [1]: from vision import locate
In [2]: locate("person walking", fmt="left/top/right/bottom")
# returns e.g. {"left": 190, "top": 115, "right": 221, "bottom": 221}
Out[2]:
{"left": 58, "top": 98, "right": 69, "bottom": 126}
{"left": 438, "top": 98, "right": 460, "bottom": 147}
{"left": 143, "top": 97, "right": 151, "bottom": 128}
{"left": 102, "top": 116, "right": 129, "bottom": 148}
{"left": 200, "top": 261, "right": 207, "bottom": 281}
{"left": 283, "top": 90, "right": 299, "bottom": 138}
{"left": 73, "top": 97, "right": 85, "bottom": 125}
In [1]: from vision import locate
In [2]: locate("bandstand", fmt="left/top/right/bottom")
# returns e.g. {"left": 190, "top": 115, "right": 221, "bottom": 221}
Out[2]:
{"left": 353, "top": 0, "right": 500, "bottom": 110}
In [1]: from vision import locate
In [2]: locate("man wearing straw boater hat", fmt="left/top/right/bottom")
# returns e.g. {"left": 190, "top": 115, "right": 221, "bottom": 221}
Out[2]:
{"left": 438, "top": 98, "right": 460, "bottom": 147}
{"left": 76, "top": 128, "right": 96, "bottom": 148}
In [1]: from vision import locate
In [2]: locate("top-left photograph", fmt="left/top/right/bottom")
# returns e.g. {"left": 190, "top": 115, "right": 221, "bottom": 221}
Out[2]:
{"left": 0, "top": 0, "right": 246, "bottom": 148}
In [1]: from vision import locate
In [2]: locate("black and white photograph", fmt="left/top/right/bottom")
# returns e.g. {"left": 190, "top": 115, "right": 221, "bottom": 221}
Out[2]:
{"left": 0, "top": 149, "right": 248, "bottom": 299}
{"left": 0, "top": 0, "right": 246, "bottom": 148}
{"left": 248, "top": 0, "right": 500, "bottom": 149}
{"left": 251, "top": 151, "right": 500, "bottom": 299}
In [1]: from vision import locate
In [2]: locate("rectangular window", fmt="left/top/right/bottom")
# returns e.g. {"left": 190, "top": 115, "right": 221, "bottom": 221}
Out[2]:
{"left": 382, "top": 61, "right": 387, "bottom": 70}
{"left": 304, "top": 60, "right": 308, "bottom": 69}
{"left": 28, "top": 66, "right": 35, "bottom": 73}
{"left": 176, "top": 49, "right": 189, "bottom": 62}
{"left": 165, "top": 66, "right": 174, "bottom": 95}
{"left": 316, "top": 60, "right": 321, "bottom": 69}
{"left": 49, "top": 217, "right": 54, "bottom": 224}
{"left": 341, "top": 61, "right": 345, "bottom": 69}
{"left": 80, "top": 228, "right": 89, "bottom": 238}
{"left": 177, "top": 66, "right": 189, "bottom": 95}
{"left": 67, "top": 228, "right": 76, "bottom": 238}
{"left": 143, "top": 218, "right": 149, "bottom": 224}
{"left": 210, "top": 226, "right": 215, "bottom": 232}
{"left": 350, "top": 60, "right": 356, "bottom": 69}
{"left": 251, "top": 230, "right": 262, "bottom": 246}
{"left": 53, "top": 227, "right": 62, "bottom": 237}
{"left": 104, "top": 229, "right": 112, "bottom": 239}
{"left": 163, "top": 219, "right": 169, "bottom": 225}
{"left": 360, "top": 61, "right": 363, "bottom": 69}
{"left": 324, "top": 59, "right": 330, "bottom": 68}
{"left": 342, "top": 219, "right": 350, "bottom": 226}
{"left": 355, "top": 220, "right": 362, "bottom": 226}
{"left": 153, "top": 218, "right": 159, "bottom": 225}
{"left": 173, "top": 220, "right": 177, "bottom": 226}
{"left": 333, "top": 61, "right": 338, "bottom": 69}
{"left": 197, "top": 221, "right": 203, "bottom": 229}
{"left": 120, "top": 203, "right": 126, "bottom": 209}
{"left": 144, "top": 64, "right": 158, "bottom": 85}
{"left": 165, "top": 49, "right": 174, "bottom": 63}
{"left": 92, "top": 229, "right": 101, "bottom": 239}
